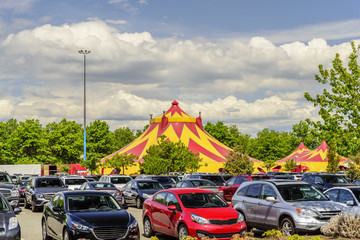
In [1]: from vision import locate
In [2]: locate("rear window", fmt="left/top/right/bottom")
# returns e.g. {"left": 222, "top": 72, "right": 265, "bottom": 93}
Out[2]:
{"left": 191, "top": 180, "right": 216, "bottom": 186}
{"left": 202, "top": 176, "right": 224, "bottom": 183}
{"left": 91, "top": 183, "right": 115, "bottom": 188}
{"left": 153, "top": 177, "right": 175, "bottom": 184}
{"left": 251, "top": 176, "right": 271, "bottom": 181}
{"left": 65, "top": 179, "right": 87, "bottom": 185}
{"left": 110, "top": 177, "right": 132, "bottom": 184}
{"left": 36, "top": 178, "right": 64, "bottom": 188}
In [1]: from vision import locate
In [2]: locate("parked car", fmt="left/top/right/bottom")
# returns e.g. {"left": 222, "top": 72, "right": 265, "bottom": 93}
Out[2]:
{"left": 267, "top": 172, "right": 292, "bottom": 180}
{"left": 79, "top": 181, "right": 122, "bottom": 203}
{"left": 142, "top": 188, "right": 247, "bottom": 240}
{"left": 352, "top": 179, "right": 360, "bottom": 186}
{"left": 301, "top": 173, "right": 354, "bottom": 191}
{"left": 0, "top": 192, "right": 21, "bottom": 240}
{"left": 0, "top": 172, "right": 20, "bottom": 208}
{"left": 223, "top": 174, "right": 271, "bottom": 201}
{"left": 183, "top": 173, "right": 226, "bottom": 186}
{"left": 60, "top": 175, "right": 88, "bottom": 190}
{"left": 84, "top": 174, "right": 102, "bottom": 181}
{"left": 41, "top": 190, "right": 140, "bottom": 240}
{"left": 122, "top": 179, "right": 164, "bottom": 209}
{"left": 288, "top": 173, "right": 304, "bottom": 181}
{"left": 324, "top": 186, "right": 360, "bottom": 206}
{"left": 99, "top": 174, "right": 133, "bottom": 190}
{"left": 24, "top": 176, "right": 68, "bottom": 212}
{"left": 17, "top": 179, "right": 30, "bottom": 204}
{"left": 232, "top": 180, "right": 345, "bottom": 236}
{"left": 136, "top": 175, "right": 176, "bottom": 189}
{"left": 175, "top": 179, "right": 224, "bottom": 197}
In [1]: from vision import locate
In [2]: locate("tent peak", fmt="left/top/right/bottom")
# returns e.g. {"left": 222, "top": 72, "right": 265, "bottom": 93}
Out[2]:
{"left": 172, "top": 100, "right": 179, "bottom": 105}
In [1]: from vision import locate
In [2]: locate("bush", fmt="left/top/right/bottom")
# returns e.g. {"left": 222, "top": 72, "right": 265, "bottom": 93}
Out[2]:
{"left": 321, "top": 211, "right": 360, "bottom": 238}
{"left": 262, "top": 229, "right": 284, "bottom": 239}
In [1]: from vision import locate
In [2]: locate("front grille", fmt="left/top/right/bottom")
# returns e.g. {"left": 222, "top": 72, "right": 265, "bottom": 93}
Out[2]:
{"left": 93, "top": 226, "right": 128, "bottom": 239}
{"left": 316, "top": 210, "right": 342, "bottom": 220}
{"left": 43, "top": 193, "right": 55, "bottom": 200}
{"left": 0, "top": 189, "right": 11, "bottom": 198}
{"left": 0, "top": 228, "right": 4, "bottom": 232}
{"left": 209, "top": 218, "right": 237, "bottom": 225}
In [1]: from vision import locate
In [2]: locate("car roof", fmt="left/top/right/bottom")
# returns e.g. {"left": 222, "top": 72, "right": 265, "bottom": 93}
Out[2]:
{"left": 325, "top": 186, "right": 360, "bottom": 191}
{"left": 133, "top": 179, "right": 159, "bottom": 183}
{"left": 62, "top": 190, "right": 111, "bottom": 196}
{"left": 89, "top": 181, "right": 115, "bottom": 185}
{"left": 159, "top": 188, "right": 216, "bottom": 194}
{"left": 241, "top": 179, "right": 307, "bottom": 186}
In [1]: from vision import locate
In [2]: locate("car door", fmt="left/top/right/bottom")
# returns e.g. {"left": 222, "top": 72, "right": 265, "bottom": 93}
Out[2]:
{"left": 338, "top": 189, "right": 356, "bottom": 205}
{"left": 256, "top": 184, "right": 280, "bottom": 228}
{"left": 53, "top": 194, "right": 66, "bottom": 236}
{"left": 122, "top": 181, "right": 133, "bottom": 203}
{"left": 241, "top": 183, "right": 262, "bottom": 225}
{"left": 150, "top": 192, "right": 168, "bottom": 234}
{"left": 223, "top": 177, "right": 236, "bottom": 199}
{"left": 162, "top": 192, "right": 182, "bottom": 237}
{"left": 127, "top": 181, "right": 138, "bottom": 204}
{"left": 46, "top": 194, "right": 60, "bottom": 238}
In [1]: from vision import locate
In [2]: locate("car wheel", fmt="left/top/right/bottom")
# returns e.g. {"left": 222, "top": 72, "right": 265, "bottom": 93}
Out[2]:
{"left": 63, "top": 228, "right": 72, "bottom": 240}
{"left": 136, "top": 197, "right": 142, "bottom": 209}
{"left": 143, "top": 216, "right": 155, "bottom": 237}
{"left": 24, "top": 197, "right": 30, "bottom": 209}
{"left": 42, "top": 220, "right": 51, "bottom": 240}
{"left": 280, "top": 217, "right": 295, "bottom": 236}
{"left": 178, "top": 224, "right": 189, "bottom": 240}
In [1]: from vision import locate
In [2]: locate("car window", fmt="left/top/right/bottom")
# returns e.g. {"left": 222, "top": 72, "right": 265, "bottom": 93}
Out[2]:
{"left": 277, "top": 184, "right": 328, "bottom": 202}
{"left": 251, "top": 176, "right": 271, "bottom": 181}
{"left": 314, "top": 176, "right": 324, "bottom": 184}
{"left": 322, "top": 176, "right": 348, "bottom": 184}
{"left": 245, "top": 184, "right": 261, "bottom": 198}
{"left": 65, "top": 178, "right": 87, "bottom": 185}
{"left": 153, "top": 192, "right": 167, "bottom": 205}
{"left": 0, "top": 196, "right": 10, "bottom": 212}
{"left": 302, "top": 176, "right": 313, "bottom": 183}
{"left": 179, "top": 192, "right": 228, "bottom": 208}
{"left": 339, "top": 189, "right": 354, "bottom": 204}
{"left": 36, "top": 178, "right": 64, "bottom": 188}
{"left": 138, "top": 181, "right": 163, "bottom": 190}
{"left": 237, "top": 185, "right": 249, "bottom": 196}
{"left": 182, "top": 181, "right": 192, "bottom": 187}
{"left": 58, "top": 195, "right": 64, "bottom": 210}
{"left": 325, "top": 189, "right": 339, "bottom": 202}
{"left": 110, "top": 177, "right": 132, "bottom": 184}
{"left": 67, "top": 194, "right": 121, "bottom": 211}
{"left": 191, "top": 180, "right": 215, "bottom": 186}
{"left": 153, "top": 177, "right": 175, "bottom": 184}
{"left": 175, "top": 182, "right": 183, "bottom": 188}
{"left": 227, "top": 177, "right": 236, "bottom": 185}
{"left": 92, "top": 183, "right": 115, "bottom": 188}
{"left": 166, "top": 193, "right": 180, "bottom": 210}
{"left": 0, "top": 174, "right": 13, "bottom": 184}
{"left": 261, "top": 185, "right": 277, "bottom": 200}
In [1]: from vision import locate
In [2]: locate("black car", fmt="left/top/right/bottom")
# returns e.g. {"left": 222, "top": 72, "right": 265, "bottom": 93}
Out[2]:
{"left": 0, "top": 172, "right": 20, "bottom": 208}
{"left": 301, "top": 173, "right": 354, "bottom": 191}
{"left": 122, "top": 180, "right": 164, "bottom": 208}
{"left": 24, "top": 176, "right": 68, "bottom": 212}
{"left": 183, "top": 173, "right": 226, "bottom": 186}
{"left": 135, "top": 175, "right": 176, "bottom": 189}
{"left": 17, "top": 180, "right": 30, "bottom": 204}
{"left": 42, "top": 191, "right": 139, "bottom": 240}
{"left": 0, "top": 192, "right": 21, "bottom": 240}
{"left": 79, "top": 181, "right": 122, "bottom": 203}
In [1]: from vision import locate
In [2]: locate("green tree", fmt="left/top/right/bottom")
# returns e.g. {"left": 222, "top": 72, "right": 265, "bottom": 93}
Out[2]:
{"left": 304, "top": 41, "right": 360, "bottom": 157}
{"left": 136, "top": 124, "right": 149, "bottom": 137}
{"left": 204, "top": 121, "right": 237, "bottom": 148}
{"left": 45, "top": 118, "right": 83, "bottom": 164}
{"left": 7, "top": 119, "right": 49, "bottom": 164}
{"left": 140, "top": 135, "right": 201, "bottom": 175}
{"left": 110, "top": 127, "right": 136, "bottom": 152}
{"left": 0, "top": 119, "right": 19, "bottom": 164}
{"left": 85, "top": 120, "right": 113, "bottom": 173}
{"left": 283, "top": 159, "right": 297, "bottom": 172}
{"left": 291, "top": 121, "right": 320, "bottom": 149}
{"left": 224, "top": 145, "right": 254, "bottom": 174}
{"left": 103, "top": 152, "right": 138, "bottom": 174}
{"left": 346, "top": 153, "right": 360, "bottom": 180}
{"left": 262, "top": 160, "right": 277, "bottom": 172}
{"left": 326, "top": 147, "right": 341, "bottom": 173}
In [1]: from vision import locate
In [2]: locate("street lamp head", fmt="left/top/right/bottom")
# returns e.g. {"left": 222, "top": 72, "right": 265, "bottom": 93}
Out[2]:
{"left": 78, "top": 50, "right": 91, "bottom": 55}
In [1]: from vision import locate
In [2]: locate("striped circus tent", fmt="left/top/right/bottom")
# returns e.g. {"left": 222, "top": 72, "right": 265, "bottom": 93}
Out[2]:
{"left": 101, "top": 100, "right": 262, "bottom": 175}
{"left": 275, "top": 142, "right": 311, "bottom": 163}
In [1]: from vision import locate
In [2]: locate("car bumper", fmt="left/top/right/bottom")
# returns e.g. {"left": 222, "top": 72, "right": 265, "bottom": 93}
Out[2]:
{"left": 188, "top": 222, "right": 247, "bottom": 240}
{"left": 294, "top": 217, "right": 329, "bottom": 232}
{"left": 0, "top": 226, "right": 21, "bottom": 240}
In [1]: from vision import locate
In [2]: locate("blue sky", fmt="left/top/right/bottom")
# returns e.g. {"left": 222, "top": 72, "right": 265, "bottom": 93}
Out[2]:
{"left": 1, "top": 0, "right": 360, "bottom": 135}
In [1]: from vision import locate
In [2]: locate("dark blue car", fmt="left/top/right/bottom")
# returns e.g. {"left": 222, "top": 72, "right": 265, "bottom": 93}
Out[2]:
{"left": 42, "top": 190, "right": 139, "bottom": 240}
{"left": 0, "top": 193, "right": 21, "bottom": 239}
{"left": 121, "top": 179, "right": 164, "bottom": 208}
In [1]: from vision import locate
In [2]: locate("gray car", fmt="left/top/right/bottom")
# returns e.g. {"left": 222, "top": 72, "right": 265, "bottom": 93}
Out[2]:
{"left": 231, "top": 180, "right": 345, "bottom": 236}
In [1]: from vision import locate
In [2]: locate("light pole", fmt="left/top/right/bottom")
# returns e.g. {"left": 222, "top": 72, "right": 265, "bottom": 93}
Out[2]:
{"left": 78, "top": 50, "right": 90, "bottom": 169}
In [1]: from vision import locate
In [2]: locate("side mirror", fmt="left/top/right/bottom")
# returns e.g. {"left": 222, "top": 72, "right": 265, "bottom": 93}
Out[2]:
{"left": 228, "top": 203, "right": 234, "bottom": 208}
{"left": 346, "top": 200, "right": 355, "bottom": 206}
{"left": 13, "top": 207, "right": 22, "bottom": 214}
{"left": 265, "top": 196, "right": 279, "bottom": 203}
{"left": 121, "top": 204, "right": 129, "bottom": 210}
{"left": 315, "top": 182, "right": 324, "bottom": 185}
{"left": 168, "top": 205, "right": 177, "bottom": 211}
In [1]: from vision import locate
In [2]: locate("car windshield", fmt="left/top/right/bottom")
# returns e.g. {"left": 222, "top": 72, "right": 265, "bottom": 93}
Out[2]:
{"left": 91, "top": 183, "right": 115, "bottom": 188}
{"left": 0, "top": 174, "right": 13, "bottom": 184}
{"left": 0, "top": 196, "right": 10, "bottom": 212}
{"left": 36, "top": 178, "right": 64, "bottom": 188}
{"left": 277, "top": 184, "right": 329, "bottom": 202}
{"left": 138, "top": 182, "right": 164, "bottom": 190}
{"left": 65, "top": 178, "right": 88, "bottom": 185}
{"left": 322, "top": 176, "right": 348, "bottom": 184}
{"left": 67, "top": 194, "right": 121, "bottom": 212}
{"left": 251, "top": 176, "right": 271, "bottom": 180}
{"left": 191, "top": 180, "right": 216, "bottom": 186}
{"left": 179, "top": 192, "right": 228, "bottom": 208}
{"left": 153, "top": 177, "right": 175, "bottom": 184}
{"left": 110, "top": 177, "right": 132, "bottom": 184}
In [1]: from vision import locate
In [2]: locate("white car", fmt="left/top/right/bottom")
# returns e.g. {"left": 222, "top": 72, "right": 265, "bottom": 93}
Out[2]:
{"left": 60, "top": 176, "right": 88, "bottom": 190}
{"left": 99, "top": 174, "right": 133, "bottom": 190}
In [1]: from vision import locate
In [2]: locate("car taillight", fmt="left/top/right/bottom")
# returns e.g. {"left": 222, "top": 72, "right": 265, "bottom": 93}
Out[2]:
{"left": 117, "top": 189, "right": 122, "bottom": 194}
{"left": 19, "top": 189, "right": 24, "bottom": 193}
{"left": 219, "top": 187, "right": 223, "bottom": 192}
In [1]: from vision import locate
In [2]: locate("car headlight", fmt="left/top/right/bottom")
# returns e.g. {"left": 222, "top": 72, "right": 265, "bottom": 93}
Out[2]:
{"left": 129, "top": 219, "right": 138, "bottom": 230}
{"left": 142, "top": 193, "right": 152, "bottom": 199}
{"left": 35, "top": 193, "right": 44, "bottom": 199}
{"left": 9, "top": 217, "right": 18, "bottom": 230}
{"left": 297, "top": 208, "right": 318, "bottom": 217}
{"left": 72, "top": 221, "right": 91, "bottom": 231}
{"left": 237, "top": 212, "right": 244, "bottom": 223}
{"left": 10, "top": 190, "right": 19, "bottom": 197}
{"left": 191, "top": 213, "right": 210, "bottom": 225}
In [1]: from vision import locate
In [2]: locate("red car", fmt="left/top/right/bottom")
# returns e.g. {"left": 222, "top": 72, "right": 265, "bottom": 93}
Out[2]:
{"left": 142, "top": 188, "right": 247, "bottom": 240}
{"left": 223, "top": 174, "right": 271, "bottom": 201}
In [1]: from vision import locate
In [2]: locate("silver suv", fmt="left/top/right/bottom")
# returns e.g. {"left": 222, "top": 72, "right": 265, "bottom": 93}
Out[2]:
{"left": 232, "top": 180, "right": 345, "bottom": 236}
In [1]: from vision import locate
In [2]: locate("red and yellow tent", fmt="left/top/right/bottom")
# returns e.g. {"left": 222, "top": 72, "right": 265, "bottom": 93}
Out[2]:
{"left": 102, "top": 100, "right": 262, "bottom": 174}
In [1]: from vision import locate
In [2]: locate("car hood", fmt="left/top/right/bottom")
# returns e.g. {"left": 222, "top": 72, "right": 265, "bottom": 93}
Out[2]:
{"left": 289, "top": 201, "right": 346, "bottom": 212}
{"left": 188, "top": 207, "right": 238, "bottom": 220}
{"left": 36, "top": 187, "right": 68, "bottom": 193}
{"left": 70, "top": 210, "right": 130, "bottom": 227}
{"left": 0, "top": 184, "right": 14, "bottom": 190}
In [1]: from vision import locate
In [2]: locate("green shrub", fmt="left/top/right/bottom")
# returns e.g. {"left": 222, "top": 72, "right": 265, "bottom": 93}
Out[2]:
{"left": 321, "top": 212, "right": 360, "bottom": 238}
{"left": 150, "top": 236, "right": 159, "bottom": 240}
{"left": 287, "top": 234, "right": 305, "bottom": 240}
{"left": 262, "top": 229, "right": 283, "bottom": 239}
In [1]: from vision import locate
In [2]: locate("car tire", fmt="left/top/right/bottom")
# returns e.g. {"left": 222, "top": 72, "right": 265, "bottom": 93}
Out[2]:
{"left": 178, "top": 224, "right": 189, "bottom": 240}
{"left": 143, "top": 216, "right": 155, "bottom": 237}
{"left": 280, "top": 217, "right": 295, "bottom": 236}
{"left": 136, "top": 197, "right": 142, "bottom": 209}
{"left": 42, "top": 220, "right": 51, "bottom": 240}
{"left": 24, "top": 197, "right": 30, "bottom": 209}
{"left": 63, "top": 228, "right": 72, "bottom": 240}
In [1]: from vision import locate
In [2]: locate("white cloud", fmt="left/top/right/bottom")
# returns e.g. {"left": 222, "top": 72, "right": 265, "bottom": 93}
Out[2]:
{"left": 0, "top": 20, "right": 355, "bottom": 134}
